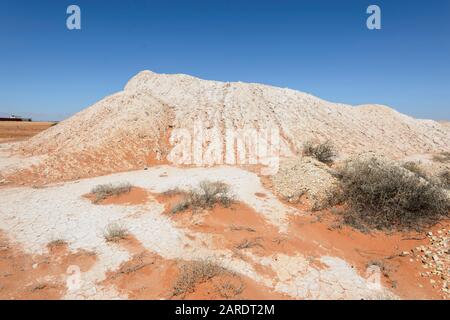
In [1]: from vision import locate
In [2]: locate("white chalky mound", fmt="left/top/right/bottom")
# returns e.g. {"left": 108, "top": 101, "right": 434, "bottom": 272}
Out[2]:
{"left": 12, "top": 70, "right": 450, "bottom": 182}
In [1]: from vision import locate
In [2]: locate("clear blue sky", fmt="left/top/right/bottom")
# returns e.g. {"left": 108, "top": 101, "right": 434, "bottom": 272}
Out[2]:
{"left": 1, "top": 0, "right": 449, "bottom": 121}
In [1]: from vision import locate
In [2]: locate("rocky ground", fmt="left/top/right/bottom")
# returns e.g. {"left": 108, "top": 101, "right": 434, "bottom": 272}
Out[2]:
{"left": 415, "top": 230, "right": 449, "bottom": 298}
{"left": 270, "top": 156, "right": 338, "bottom": 209}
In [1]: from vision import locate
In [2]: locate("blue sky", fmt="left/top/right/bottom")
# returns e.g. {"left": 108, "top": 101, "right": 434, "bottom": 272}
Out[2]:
{"left": 0, "top": 0, "right": 449, "bottom": 120}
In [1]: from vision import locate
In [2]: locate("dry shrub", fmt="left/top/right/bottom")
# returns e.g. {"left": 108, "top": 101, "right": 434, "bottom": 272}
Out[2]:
{"left": 104, "top": 223, "right": 128, "bottom": 242}
{"left": 438, "top": 170, "right": 450, "bottom": 189}
{"left": 302, "top": 140, "right": 336, "bottom": 163}
{"left": 172, "top": 260, "right": 226, "bottom": 297}
{"left": 162, "top": 187, "right": 183, "bottom": 196}
{"left": 170, "top": 198, "right": 190, "bottom": 214}
{"left": 91, "top": 182, "right": 132, "bottom": 203}
{"left": 235, "top": 238, "right": 263, "bottom": 250}
{"left": 47, "top": 239, "right": 67, "bottom": 247}
{"left": 402, "top": 161, "right": 428, "bottom": 180}
{"left": 311, "top": 186, "right": 345, "bottom": 211}
{"left": 335, "top": 157, "right": 449, "bottom": 231}
{"left": 169, "top": 180, "right": 234, "bottom": 214}
{"left": 433, "top": 152, "right": 450, "bottom": 163}
{"left": 215, "top": 279, "right": 245, "bottom": 299}
{"left": 190, "top": 181, "right": 234, "bottom": 208}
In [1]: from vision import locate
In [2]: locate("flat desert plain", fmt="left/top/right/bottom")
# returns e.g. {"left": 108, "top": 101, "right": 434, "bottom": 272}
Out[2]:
{"left": 0, "top": 121, "right": 55, "bottom": 143}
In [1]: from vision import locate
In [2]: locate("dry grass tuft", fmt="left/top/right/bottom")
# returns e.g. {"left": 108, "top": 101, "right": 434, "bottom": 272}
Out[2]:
{"left": 47, "top": 239, "right": 67, "bottom": 247}
{"left": 91, "top": 182, "right": 132, "bottom": 203}
{"left": 169, "top": 180, "right": 234, "bottom": 214}
{"left": 162, "top": 187, "right": 184, "bottom": 197}
{"left": 104, "top": 223, "right": 128, "bottom": 242}
{"left": 172, "top": 260, "right": 227, "bottom": 297}
{"left": 302, "top": 140, "right": 337, "bottom": 163}
{"left": 170, "top": 198, "right": 190, "bottom": 214}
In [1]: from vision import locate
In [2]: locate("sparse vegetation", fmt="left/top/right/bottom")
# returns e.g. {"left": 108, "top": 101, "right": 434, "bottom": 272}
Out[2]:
{"left": 235, "top": 238, "right": 263, "bottom": 250}
{"left": 172, "top": 260, "right": 228, "bottom": 297}
{"left": 162, "top": 187, "right": 183, "bottom": 197}
{"left": 438, "top": 170, "right": 450, "bottom": 189}
{"left": 192, "top": 181, "right": 234, "bottom": 208}
{"left": 402, "top": 161, "right": 428, "bottom": 180}
{"left": 116, "top": 252, "right": 149, "bottom": 275}
{"left": 215, "top": 279, "right": 245, "bottom": 299}
{"left": 433, "top": 152, "right": 450, "bottom": 163}
{"left": 30, "top": 283, "right": 48, "bottom": 292}
{"left": 91, "top": 182, "right": 132, "bottom": 203}
{"left": 302, "top": 140, "right": 336, "bottom": 163}
{"left": 229, "top": 225, "right": 256, "bottom": 232}
{"left": 170, "top": 198, "right": 190, "bottom": 214}
{"left": 334, "top": 157, "right": 449, "bottom": 231}
{"left": 169, "top": 180, "right": 234, "bottom": 214}
{"left": 104, "top": 223, "right": 128, "bottom": 242}
{"left": 311, "top": 187, "right": 345, "bottom": 211}
{"left": 366, "top": 260, "right": 391, "bottom": 278}
{"left": 47, "top": 239, "right": 67, "bottom": 247}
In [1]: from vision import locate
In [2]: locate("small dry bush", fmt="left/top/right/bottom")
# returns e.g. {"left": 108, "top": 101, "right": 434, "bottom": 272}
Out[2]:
{"left": 302, "top": 140, "right": 336, "bottom": 163}
{"left": 215, "top": 279, "right": 245, "bottom": 299}
{"left": 170, "top": 198, "right": 190, "bottom": 214}
{"left": 91, "top": 182, "right": 132, "bottom": 203}
{"left": 104, "top": 223, "right": 128, "bottom": 242}
{"left": 433, "top": 152, "right": 450, "bottom": 163}
{"left": 162, "top": 187, "right": 183, "bottom": 196}
{"left": 191, "top": 181, "right": 234, "bottom": 208}
{"left": 335, "top": 157, "right": 449, "bottom": 231}
{"left": 311, "top": 187, "right": 345, "bottom": 212}
{"left": 169, "top": 180, "right": 234, "bottom": 214}
{"left": 172, "top": 260, "right": 227, "bottom": 297}
{"left": 47, "top": 239, "right": 67, "bottom": 247}
{"left": 402, "top": 161, "right": 428, "bottom": 180}
{"left": 438, "top": 170, "right": 450, "bottom": 189}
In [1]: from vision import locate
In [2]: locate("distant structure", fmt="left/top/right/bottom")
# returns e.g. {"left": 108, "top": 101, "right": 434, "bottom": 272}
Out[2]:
{"left": 0, "top": 114, "right": 32, "bottom": 122}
